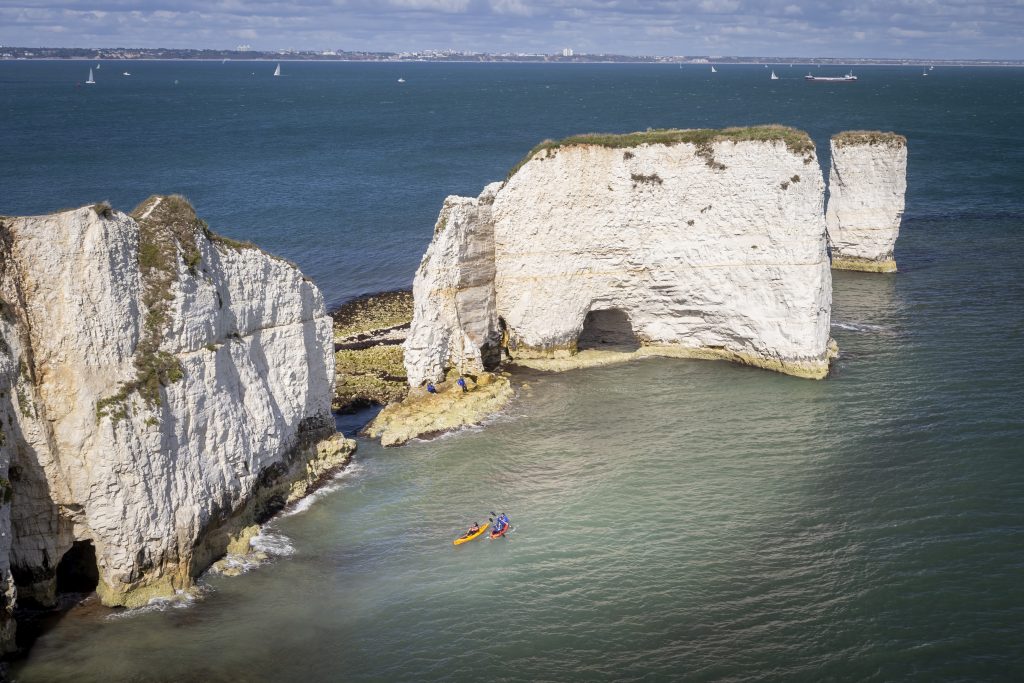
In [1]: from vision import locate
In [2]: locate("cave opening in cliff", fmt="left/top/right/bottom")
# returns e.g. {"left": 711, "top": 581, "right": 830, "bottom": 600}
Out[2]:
{"left": 55, "top": 541, "right": 99, "bottom": 594}
{"left": 577, "top": 309, "right": 640, "bottom": 352}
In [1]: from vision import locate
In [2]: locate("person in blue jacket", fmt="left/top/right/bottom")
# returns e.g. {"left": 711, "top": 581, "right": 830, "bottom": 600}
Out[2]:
{"left": 492, "top": 512, "right": 510, "bottom": 534}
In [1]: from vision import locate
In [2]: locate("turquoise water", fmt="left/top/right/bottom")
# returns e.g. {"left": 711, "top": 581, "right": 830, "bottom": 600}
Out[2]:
{"left": 3, "top": 62, "right": 1024, "bottom": 681}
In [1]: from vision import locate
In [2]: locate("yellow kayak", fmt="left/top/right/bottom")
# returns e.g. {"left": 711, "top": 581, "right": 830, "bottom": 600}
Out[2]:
{"left": 453, "top": 523, "right": 488, "bottom": 545}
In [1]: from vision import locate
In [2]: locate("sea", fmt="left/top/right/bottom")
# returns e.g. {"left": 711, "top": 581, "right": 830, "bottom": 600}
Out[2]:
{"left": 2, "top": 61, "right": 1023, "bottom": 682}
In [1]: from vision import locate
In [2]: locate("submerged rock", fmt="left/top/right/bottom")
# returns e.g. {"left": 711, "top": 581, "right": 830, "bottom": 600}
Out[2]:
{"left": 0, "top": 197, "right": 352, "bottom": 646}
{"left": 826, "top": 131, "right": 908, "bottom": 273}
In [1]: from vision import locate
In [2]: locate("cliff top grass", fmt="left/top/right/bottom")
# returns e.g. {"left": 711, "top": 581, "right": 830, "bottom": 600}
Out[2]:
{"left": 506, "top": 125, "right": 815, "bottom": 180}
{"left": 832, "top": 130, "right": 907, "bottom": 148}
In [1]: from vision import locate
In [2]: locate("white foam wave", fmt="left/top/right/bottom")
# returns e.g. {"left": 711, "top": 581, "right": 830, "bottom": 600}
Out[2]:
{"left": 249, "top": 530, "right": 295, "bottom": 557}
{"left": 105, "top": 588, "right": 203, "bottom": 620}
{"left": 831, "top": 320, "right": 891, "bottom": 334}
{"left": 278, "top": 460, "right": 363, "bottom": 518}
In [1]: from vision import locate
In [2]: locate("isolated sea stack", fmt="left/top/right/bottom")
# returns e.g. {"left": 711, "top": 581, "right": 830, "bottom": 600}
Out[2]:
{"left": 0, "top": 197, "right": 352, "bottom": 649}
{"left": 403, "top": 126, "right": 837, "bottom": 389}
{"left": 826, "top": 131, "right": 908, "bottom": 272}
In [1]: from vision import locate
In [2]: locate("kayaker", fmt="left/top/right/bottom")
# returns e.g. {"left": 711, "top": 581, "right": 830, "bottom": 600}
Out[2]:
{"left": 466, "top": 522, "right": 480, "bottom": 535}
{"left": 493, "top": 513, "right": 509, "bottom": 533}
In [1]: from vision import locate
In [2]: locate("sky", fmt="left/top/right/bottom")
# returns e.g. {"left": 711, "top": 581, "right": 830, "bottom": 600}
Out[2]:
{"left": 2, "top": 0, "right": 1023, "bottom": 59}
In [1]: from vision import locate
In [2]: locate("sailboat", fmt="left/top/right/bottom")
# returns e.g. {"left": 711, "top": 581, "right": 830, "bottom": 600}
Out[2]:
{"left": 922, "top": 68, "right": 928, "bottom": 77}
{"left": 397, "top": 77, "right": 405, "bottom": 83}
{"left": 770, "top": 70, "right": 779, "bottom": 80}
{"left": 710, "top": 65, "right": 717, "bottom": 73}
{"left": 85, "top": 68, "right": 95, "bottom": 84}
{"left": 95, "top": 63, "right": 101, "bottom": 69}
{"left": 929, "top": 65, "right": 934, "bottom": 71}
{"left": 273, "top": 63, "right": 281, "bottom": 77}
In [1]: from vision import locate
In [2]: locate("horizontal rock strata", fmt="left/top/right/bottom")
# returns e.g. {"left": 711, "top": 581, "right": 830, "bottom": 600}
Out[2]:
{"left": 0, "top": 197, "right": 350, "bottom": 645}
{"left": 826, "top": 131, "right": 908, "bottom": 272}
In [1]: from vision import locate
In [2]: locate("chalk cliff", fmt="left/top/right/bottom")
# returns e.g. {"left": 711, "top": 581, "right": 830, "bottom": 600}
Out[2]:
{"left": 402, "top": 183, "right": 503, "bottom": 387}
{"left": 404, "top": 127, "right": 835, "bottom": 387}
{"left": 826, "top": 131, "right": 908, "bottom": 272}
{"left": 0, "top": 197, "right": 351, "bottom": 648}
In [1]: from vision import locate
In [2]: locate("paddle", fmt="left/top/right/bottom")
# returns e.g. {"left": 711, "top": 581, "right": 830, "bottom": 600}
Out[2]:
{"left": 489, "top": 512, "right": 510, "bottom": 540}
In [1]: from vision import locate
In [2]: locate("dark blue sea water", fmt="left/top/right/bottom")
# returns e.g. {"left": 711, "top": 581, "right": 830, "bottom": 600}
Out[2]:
{"left": 2, "top": 61, "right": 1023, "bottom": 681}
{"left": 4, "top": 61, "right": 1022, "bottom": 306}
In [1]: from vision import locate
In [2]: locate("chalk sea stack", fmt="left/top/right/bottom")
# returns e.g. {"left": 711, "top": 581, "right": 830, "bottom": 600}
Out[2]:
{"left": 826, "top": 131, "right": 908, "bottom": 273}
{"left": 404, "top": 126, "right": 837, "bottom": 388}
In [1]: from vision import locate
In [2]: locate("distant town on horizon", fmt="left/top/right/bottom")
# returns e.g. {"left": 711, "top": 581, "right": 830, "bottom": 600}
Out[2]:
{"left": 2, "top": 45, "right": 1021, "bottom": 66}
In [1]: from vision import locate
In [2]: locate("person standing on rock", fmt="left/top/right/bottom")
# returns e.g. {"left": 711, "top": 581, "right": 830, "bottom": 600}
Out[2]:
{"left": 457, "top": 376, "right": 468, "bottom": 393}
{"left": 426, "top": 382, "right": 437, "bottom": 394}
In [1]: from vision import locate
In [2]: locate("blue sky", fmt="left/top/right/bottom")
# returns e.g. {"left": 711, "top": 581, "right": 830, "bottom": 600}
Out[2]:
{"left": 2, "top": 1, "right": 1022, "bottom": 58}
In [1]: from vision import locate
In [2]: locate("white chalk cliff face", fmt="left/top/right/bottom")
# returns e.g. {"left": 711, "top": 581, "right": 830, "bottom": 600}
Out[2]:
{"left": 826, "top": 132, "right": 908, "bottom": 272}
{"left": 402, "top": 183, "right": 503, "bottom": 387}
{"left": 0, "top": 197, "right": 346, "bottom": 638}
{"left": 404, "top": 128, "right": 836, "bottom": 385}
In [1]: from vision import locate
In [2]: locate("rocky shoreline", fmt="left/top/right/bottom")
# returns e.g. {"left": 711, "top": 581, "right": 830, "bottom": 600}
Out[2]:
{"left": 328, "top": 290, "right": 518, "bottom": 446}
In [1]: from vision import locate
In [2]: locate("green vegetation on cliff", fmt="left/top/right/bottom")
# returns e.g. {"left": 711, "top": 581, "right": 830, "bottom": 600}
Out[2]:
{"left": 97, "top": 196, "right": 198, "bottom": 420}
{"left": 506, "top": 125, "right": 815, "bottom": 179}
{"left": 92, "top": 195, "right": 298, "bottom": 421}
{"left": 832, "top": 131, "right": 907, "bottom": 148}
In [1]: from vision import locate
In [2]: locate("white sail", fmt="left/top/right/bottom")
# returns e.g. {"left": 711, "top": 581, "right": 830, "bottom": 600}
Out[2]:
{"left": 273, "top": 63, "right": 281, "bottom": 77}
{"left": 770, "top": 70, "right": 779, "bottom": 80}
{"left": 86, "top": 68, "right": 95, "bottom": 84}
{"left": 710, "top": 66, "right": 717, "bottom": 73}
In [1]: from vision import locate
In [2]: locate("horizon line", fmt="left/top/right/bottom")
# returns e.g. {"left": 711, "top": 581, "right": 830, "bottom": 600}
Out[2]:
{"left": 2, "top": 46, "right": 1022, "bottom": 63}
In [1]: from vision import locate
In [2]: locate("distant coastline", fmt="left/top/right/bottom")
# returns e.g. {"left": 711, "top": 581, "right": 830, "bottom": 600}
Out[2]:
{"left": 2, "top": 46, "right": 1021, "bottom": 67}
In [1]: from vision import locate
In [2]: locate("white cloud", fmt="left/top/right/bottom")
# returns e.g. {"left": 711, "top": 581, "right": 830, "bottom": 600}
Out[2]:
{"left": 387, "top": 0, "right": 469, "bottom": 12}
{"left": 698, "top": 0, "right": 741, "bottom": 13}
{"left": 0, "top": 0, "right": 1022, "bottom": 58}
{"left": 490, "top": 0, "right": 533, "bottom": 17}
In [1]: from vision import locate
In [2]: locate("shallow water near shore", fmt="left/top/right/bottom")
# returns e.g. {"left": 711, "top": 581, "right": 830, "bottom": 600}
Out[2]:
{"left": 2, "top": 62, "right": 1024, "bottom": 680}
{"left": 12, "top": 247, "right": 1024, "bottom": 681}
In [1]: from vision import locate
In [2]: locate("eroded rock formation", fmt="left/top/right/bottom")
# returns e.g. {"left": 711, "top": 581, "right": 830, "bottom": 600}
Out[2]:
{"left": 0, "top": 197, "right": 352, "bottom": 649}
{"left": 826, "top": 131, "right": 908, "bottom": 272}
{"left": 404, "top": 126, "right": 836, "bottom": 387}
